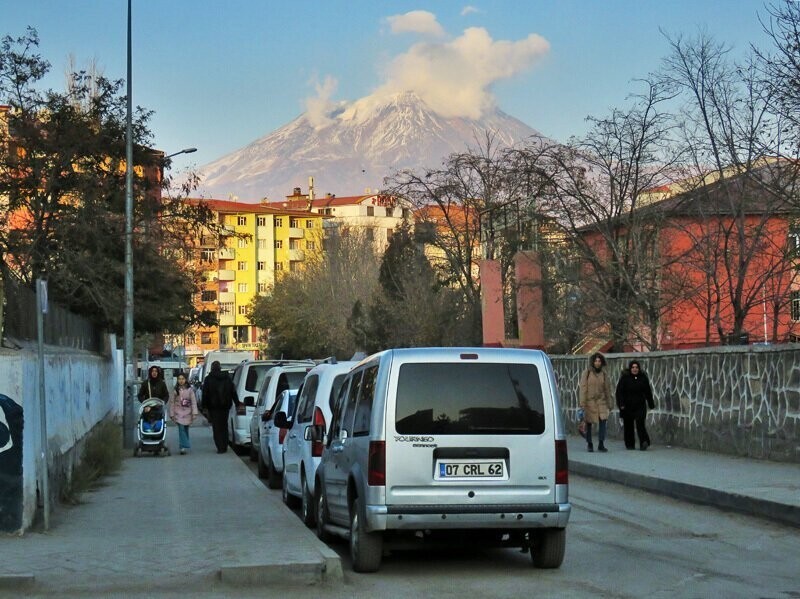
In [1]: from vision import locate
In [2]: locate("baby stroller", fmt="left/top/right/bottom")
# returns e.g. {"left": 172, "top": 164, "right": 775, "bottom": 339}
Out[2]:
{"left": 134, "top": 398, "right": 171, "bottom": 457}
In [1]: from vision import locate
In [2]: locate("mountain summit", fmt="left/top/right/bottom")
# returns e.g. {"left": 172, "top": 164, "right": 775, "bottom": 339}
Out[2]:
{"left": 197, "top": 91, "right": 542, "bottom": 201}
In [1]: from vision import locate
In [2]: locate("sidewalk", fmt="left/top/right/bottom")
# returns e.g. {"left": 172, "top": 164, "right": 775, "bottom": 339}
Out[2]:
{"left": 567, "top": 434, "right": 800, "bottom": 528}
{"left": 0, "top": 422, "right": 341, "bottom": 596}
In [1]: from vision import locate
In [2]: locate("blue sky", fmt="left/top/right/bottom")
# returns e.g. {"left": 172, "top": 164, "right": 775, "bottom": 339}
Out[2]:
{"left": 3, "top": 1, "right": 773, "bottom": 174}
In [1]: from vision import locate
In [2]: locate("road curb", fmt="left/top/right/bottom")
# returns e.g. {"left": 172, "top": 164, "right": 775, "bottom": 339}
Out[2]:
{"left": 218, "top": 555, "right": 339, "bottom": 587}
{"left": 570, "top": 461, "right": 800, "bottom": 528}
{"left": 0, "top": 573, "right": 35, "bottom": 589}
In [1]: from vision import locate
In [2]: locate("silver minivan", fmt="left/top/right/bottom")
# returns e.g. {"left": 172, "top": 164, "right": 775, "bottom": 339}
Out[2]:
{"left": 314, "top": 347, "right": 570, "bottom": 572}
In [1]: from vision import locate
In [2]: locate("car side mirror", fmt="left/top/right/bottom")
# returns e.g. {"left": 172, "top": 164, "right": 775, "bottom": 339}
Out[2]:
{"left": 243, "top": 396, "right": 255, "bottom": 407}
{"left": 274, "top": 411, "right": 290, "bottom": 429}
{"left": 305, "top": 424, "right": 324, "bottom": 442}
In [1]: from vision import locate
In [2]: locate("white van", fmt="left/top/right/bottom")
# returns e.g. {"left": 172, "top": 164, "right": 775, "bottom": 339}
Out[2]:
{"left": 280, "top": 361, "right": 356, "bottom": 525}
{"left": 314, "top": 347, "right": 570, "bottom": 572}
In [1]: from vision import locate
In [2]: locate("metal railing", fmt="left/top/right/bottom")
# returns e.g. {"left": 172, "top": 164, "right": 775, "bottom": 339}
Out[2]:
{"left": 2, "top": 274, "right": 104, "bottom": 352}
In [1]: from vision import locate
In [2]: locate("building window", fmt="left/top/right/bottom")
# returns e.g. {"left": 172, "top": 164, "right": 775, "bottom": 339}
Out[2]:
{"left": 365, "top": 228, "right": 374, "bottom": 241}
{"left": 789, "top": 229, "right": 800, "bottom": 255}
{"left": 792, "top": 291, "right": 800, "bottom": 321}
{"left": 257, "top": 216, "right": 267, "bottom": 226}
{"left": 289, "top": 239, "right": 299, "bottom": 250}
{"left": 200, "top": 332, "right": 213, "bottom": 345}
{"left": 238, "top": 305, "right": 248, "bottom": 315}
{"left": 220, "top": 302, "right": 234, "bottom": 315}
{"left": 258, "top": 282, "right": 268, "bottom": 293}
{"left": 306, "top": 240, "right": 316, "bottom": 250}
{"left": 275, "top": 262, "right": 283, "bottom": 271}
{"left": 258, "top": 239, "right": 268, "bottom": 249}
{"left": 201, "top": 248, "right": 215, "bottom": 262}
{"left": 237, "top": 261, "right": 247, "bottom": 271}
{"left": 290, "top": 218, "right": 299, "bottom": 228}
{"left": 386, "top": 228, "right": 394, "bottom": 242}
{"left": 237, "top": 216, "right": 247, "bottom": 226}
{"left": 275, "top": 217, "right": 283, "bottom": 227}
{"left": 306, "top": 219, "right": 314, "bottom": 228}
{"left": 257, "top": 261, "right": 267, "bottom": 271}
{"left": 403, "top": 208, "right": 411, "bottom": 219}
{"left": 275, "top": 239, "right": 283, "bottom": 249}
{"left": 238, "top": 238, "right": 248, "bottom": 248}
{"left": 238, "top": 283, "right": 248, "bottom": 293}
{"left": 290, "top": 261, "right": 300, "bottom": 272}
{"left": 367, "top": 206, "right": 374, "bottom": 216}
{"left": 201, "top": 290, "right": 217, "bottom": 302}
{"left": 235, "top": 325, "right": 249, "bottom": 342}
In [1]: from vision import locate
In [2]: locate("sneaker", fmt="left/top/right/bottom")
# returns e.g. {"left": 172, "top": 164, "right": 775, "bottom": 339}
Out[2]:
{"left": 180, "top": 448, "right": 187, "bottom": 455}
{"left": 641, "top": 441, "right": 649, "bottom": 451}
{"left": 598, "top": 445, "right": 608, "bottom": 453}
{"left": 587, "top": 444, "right": 594, "bottom": 453}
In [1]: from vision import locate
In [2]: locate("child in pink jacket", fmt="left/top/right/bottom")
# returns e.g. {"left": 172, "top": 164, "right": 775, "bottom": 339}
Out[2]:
{"left": 169, "top": 372, "right": 199, "bottom": 454}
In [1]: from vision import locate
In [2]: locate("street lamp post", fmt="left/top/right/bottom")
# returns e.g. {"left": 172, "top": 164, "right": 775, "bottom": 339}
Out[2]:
{"left": 165, "top": 147, "right": 197, "bottom": 159}
{"left": 123, "top": 0, "right": 135, "bottom": 448}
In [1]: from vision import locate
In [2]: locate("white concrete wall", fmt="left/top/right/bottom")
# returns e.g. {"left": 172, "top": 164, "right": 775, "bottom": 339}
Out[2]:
{"left": 0, "top": 335, "right": 123, "bottom": 532}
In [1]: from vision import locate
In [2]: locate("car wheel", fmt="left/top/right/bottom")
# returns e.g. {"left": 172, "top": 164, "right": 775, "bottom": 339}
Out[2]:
{"left": 301, "top": 475, "right": 315, "bottom": 527}
{"left": 315, "top": 486, "right": 331, "bottom": 543}
{"left": 282, "top": 471, "right": 300, "bottom": 508}
{"left": 257, "top": 449, "right": 268, "bottom": 479}
{"left": 266, "top": 451, "right": 281, "bottom": 489}
{"left": 350, "top": 497, "right": 383, "bottom": 573}
{"left": 531, "top": 528, "right": 566, "bottom": 569}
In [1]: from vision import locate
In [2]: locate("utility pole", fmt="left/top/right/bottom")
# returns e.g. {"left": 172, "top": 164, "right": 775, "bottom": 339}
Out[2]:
{"left": 122, "top": 0, "right": 136, "bottom": 448}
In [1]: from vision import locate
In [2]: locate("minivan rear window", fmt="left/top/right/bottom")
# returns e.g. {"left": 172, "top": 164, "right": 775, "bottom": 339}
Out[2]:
{"left": 395, "top": 362, "right": 546, "bottom": 435}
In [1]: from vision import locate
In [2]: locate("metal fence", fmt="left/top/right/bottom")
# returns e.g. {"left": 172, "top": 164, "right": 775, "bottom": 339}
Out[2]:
{"left": 2, "top": 274, "right": 104, "bottom": 353}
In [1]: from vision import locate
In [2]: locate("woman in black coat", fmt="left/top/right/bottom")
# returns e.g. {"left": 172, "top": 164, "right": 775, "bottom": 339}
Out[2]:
{"left": 615, "top": 360, "right": 655, "bottom": 450}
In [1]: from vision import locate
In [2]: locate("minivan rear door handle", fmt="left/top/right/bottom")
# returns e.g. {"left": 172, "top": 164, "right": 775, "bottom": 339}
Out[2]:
{"left": 332, "top": 444, "right": 344, "bottom": 454}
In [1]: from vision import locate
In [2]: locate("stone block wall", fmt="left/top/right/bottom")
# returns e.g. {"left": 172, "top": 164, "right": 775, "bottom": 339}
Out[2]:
{"left": 551, "top": 345, "right": 800, "bottom": 463}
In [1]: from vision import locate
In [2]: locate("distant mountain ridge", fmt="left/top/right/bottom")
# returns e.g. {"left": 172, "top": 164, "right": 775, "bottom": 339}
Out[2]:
{"left": 197, "top": 91, "right": 544, "bottom": 202}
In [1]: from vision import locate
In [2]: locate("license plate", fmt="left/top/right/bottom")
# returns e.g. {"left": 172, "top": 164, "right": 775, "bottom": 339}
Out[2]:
{"left": 435, "top": 459, "right": 507, "bottom": 480}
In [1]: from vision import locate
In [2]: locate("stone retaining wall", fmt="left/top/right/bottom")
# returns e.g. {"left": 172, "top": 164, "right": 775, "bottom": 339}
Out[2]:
{"left": 551, "top": 345, "right": 800, "bottom": 463}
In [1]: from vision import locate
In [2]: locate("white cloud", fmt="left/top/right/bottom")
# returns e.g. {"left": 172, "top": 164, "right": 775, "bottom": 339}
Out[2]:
{"left": 372, "top": 27, "right": 549, "bottom": 119}
{"left": 461, "top": 5, "right": 479, "bottom": 16}
{"left": 386, "top": 10, "right": 445, "bottom": 37}
{"left": 304, "top": 75, "right": 339, "bottom": 129}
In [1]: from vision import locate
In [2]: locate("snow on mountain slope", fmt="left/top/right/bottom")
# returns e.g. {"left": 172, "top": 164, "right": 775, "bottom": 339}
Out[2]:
{"left": 197, "top": 91, "right": 543, "bottom": 201}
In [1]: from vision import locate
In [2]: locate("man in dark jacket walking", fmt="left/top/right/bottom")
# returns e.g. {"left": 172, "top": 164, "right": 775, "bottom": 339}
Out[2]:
{"left": 201, "top": 361, "right": 240, "bottom": 453}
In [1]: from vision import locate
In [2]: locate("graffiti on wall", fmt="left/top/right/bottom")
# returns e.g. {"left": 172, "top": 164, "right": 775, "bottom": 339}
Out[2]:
{"left": 0, "top": 394, "right": 23, "bottom": 532}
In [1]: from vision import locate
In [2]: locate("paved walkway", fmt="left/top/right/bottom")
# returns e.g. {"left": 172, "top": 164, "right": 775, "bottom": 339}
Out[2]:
{"left": 0, "top": 425, "right": 797, "bottom": 596}
{"left": 568, "top": 434, "right": 800, "bottom": 528}
{"left": 0, "top": 422, "right": 340, "bottom": 597}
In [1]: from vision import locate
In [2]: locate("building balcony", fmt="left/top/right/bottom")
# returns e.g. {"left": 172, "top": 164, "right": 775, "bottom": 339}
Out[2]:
{"left": 218, "top": 247, "right": 235, "bottom": 260}
{"left": 200, "top": 236, "right": 216, "bottom": 248}
{"left": 219, "top": 313, "right": 236, "bottom": 326}
{"left": 219, "top": 292, "right": 235, "bottom": 303}
{"left": 218, "top": 269, "right": 235, "bottom": 281}
{"left": 219, "top": 225, "right": 235, "bottom": 236}
{"left": 288, "top": 249, "right": 305, "bottom": 261}
{"left": 288, "top": 227, "right": 304, "bottom": 239}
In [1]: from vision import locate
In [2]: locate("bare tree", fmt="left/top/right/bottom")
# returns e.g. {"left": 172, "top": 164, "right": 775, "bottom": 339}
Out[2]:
{"left": 660, "top": 31, "right": 799, "bottom": 343}
{"left": 517, "top": 80, "right": 685, "bottom": 351}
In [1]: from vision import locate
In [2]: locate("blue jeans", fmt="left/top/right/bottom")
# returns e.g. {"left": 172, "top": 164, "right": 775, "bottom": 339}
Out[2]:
{"left": 585, "top": 419, "right": 607, "bottom": 446}
{"left": 177, "top": 424, "right": 191, "bottom": 449}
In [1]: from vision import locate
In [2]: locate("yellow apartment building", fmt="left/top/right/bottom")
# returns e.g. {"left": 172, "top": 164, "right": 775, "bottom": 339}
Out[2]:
{"left": 182, "top": 199, "right": 326, "bottom": 363}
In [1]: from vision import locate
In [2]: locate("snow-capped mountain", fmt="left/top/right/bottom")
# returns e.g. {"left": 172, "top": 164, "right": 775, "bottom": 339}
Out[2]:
{"left": 197, "top": 91, "right": 544, "bottom": 201}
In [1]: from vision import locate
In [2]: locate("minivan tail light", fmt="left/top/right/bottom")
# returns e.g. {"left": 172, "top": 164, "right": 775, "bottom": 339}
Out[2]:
{"left": 555, "top": 439, "right": 568, "bottom": 485}
{"left": 279, "top": 427, "right": 288, "bottom": 444}
{"left": 312, "top": 407, "right": 326, "bottom": 457}
{"left": 368, "top": 441, "right": 386, "bottom": 486}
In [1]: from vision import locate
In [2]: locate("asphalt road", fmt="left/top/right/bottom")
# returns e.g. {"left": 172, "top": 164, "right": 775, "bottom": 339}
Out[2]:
{"left": 235, "top": 452, "right": 800, "bottom": 599}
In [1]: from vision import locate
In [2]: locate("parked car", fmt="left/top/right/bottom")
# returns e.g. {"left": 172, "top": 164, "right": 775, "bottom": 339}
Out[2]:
{"left": 314, "top": 347, "right": 570, "bottom": 573}
{"left": 250, "top": 363, "right": 314, "bottom": 477}
{"left": 228, "top": 360, "right": 296, "bottom": 453}
{"left": 281, "top": 361, "right": 356, "bottom": 525}
{"left": 258, "top": 389, "right": 297, "bottom": 489}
